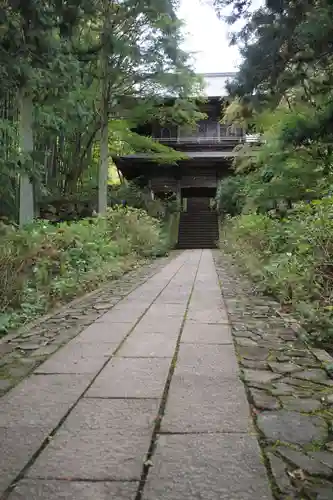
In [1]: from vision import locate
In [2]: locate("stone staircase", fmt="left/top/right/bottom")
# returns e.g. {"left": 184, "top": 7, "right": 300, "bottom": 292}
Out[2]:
{"left": 177, "top": 198, "right": 219, "bottom": 249}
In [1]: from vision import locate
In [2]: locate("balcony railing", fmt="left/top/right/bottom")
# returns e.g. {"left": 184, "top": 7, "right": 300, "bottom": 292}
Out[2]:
{"left": 153, "top": 134, "right": 261, "bottom": 144}
{"left": 153, "top": 135, "right": 244, "bottom": 144}
{"left": 152, "top": 122, "right": 244, "bottom": 144}
{"left": 245, "top": 134, "right": 261, "bottom": 143}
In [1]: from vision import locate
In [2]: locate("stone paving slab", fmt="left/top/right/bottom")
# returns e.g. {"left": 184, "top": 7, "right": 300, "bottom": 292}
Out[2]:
{"left": 181, "top": 322, "right": 233, "bottom": 344}
{"left": 71, "top": 321, "right": 131, "bottom": 343}
{"left": 143, "top": 434, "right": 272, "bottom": 500}
{"left": 161, "top": 374, "right": 252, "bottom": 433}
{"left": 257, "top": 410, "right": 328, "bottom": 445}
{"left": 118, "top": 332, "right": 178, "bottom": 358}
{"left": 143, "top": 303, "right": 186, "bottom": 318}
{"left": 0, "top": 374, "right": 91, "bottom": 428}
{"left": 108, "top": 301, "right": 151, "bottom": 313}
{"left": 188, "top": 298, "right": 226, "bottom": 307}
{"left": 131, "top": 316, "right": 183, "bottom": 335}
{"left": 27, "top": 399, "right": 158, "bottom": 481}
{"left": 86, "top": 357, "right": 171, "bottom": 398}
{"left": 0, "top": 426, "right": 50, "bottom": 495}
{"left": 0, "top": 374, "right": 91, "bottom": 495}
{"left": 34, "top": 341, "right": 118, "bottom": 374}
{"left": 96, "top": 307, "right": 145, "bottom": 324}
{"left": 7, "top": 480, "right": 139, "bottom": 500}
{"left": 116, "top": 297, "right": 153, "bottom": 307}
{"left": 157, "top": 289, "right": 190, "bottom": 303}
{"left": 189, "top": 290, "right": 224, "bottom": 303}
{"left": 186, "top": 306, "right": 229, "bottom": 324}
{"left": 175, "top": 343, "right": 240, "bottom": 378}
{"left": 123, "top": 290, "right": 159, "bottom": 302}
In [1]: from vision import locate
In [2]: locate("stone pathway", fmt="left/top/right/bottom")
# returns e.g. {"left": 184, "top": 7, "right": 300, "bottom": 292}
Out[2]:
{"left": 1, "top": 250, "right": 333, "bottom": 499}
{"left": 0, "top": 255, "right": 174, "bottom": 397}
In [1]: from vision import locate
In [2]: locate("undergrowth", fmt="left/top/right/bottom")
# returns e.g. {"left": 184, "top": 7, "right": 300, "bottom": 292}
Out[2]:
{"left": 221, "top": 198, "right": 333, "bottom": 351}
{"left": 0, "top": 206, "right": 170, "bottom": 335}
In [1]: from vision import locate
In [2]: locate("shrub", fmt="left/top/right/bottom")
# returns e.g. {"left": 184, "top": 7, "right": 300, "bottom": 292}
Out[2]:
{"left": 109, "top": 182, "right": 168, "bottom": 218}
{"left": 222, "top": 197, "right": 333, "bottom": 348}
{"left": 0, "top": 206, "right": 168, "bottom": 334}
{"left": 216, "top": 176, "right": 246, "bottom": 217}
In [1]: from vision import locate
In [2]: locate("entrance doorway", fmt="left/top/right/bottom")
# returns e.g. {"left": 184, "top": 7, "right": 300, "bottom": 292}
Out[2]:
{"left": 181, "top": 187, "right": 216, "bottom": 213}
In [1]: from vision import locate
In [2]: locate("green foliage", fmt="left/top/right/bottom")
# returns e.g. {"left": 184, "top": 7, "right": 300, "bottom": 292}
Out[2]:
{"left": 223, "top": 198, "right": 333, "bottom": 348}
{"left": 0, "top": 0, "right": 201, "bottom": 220}
{"left": 213, "top": 0, "right": 333, "bottom": 351}
{"left": 220, "top": 103, "right": 333, "bottom": 215}
{"left": 216, "top": 176, "right": 246, "bottom": 216}
{"left": 110, "top": 121, "right": 189, "bottom": 163}
{"left": 219, "top": 1, "right": 333, "bottom": 105}
{"left": 108, "top": 181, "right": 179, "bottom": 219}
{"left": 0, "top": 206, "right": 169, "bottom": 334}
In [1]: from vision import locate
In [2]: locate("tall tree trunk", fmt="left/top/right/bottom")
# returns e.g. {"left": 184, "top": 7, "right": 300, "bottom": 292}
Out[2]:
{"left": 19, "top": 90, "right": 34, "bottom": 226}
{"left": 98, "top": 100, "right": 109, "bottom": 213}
{"left": 98, "top": 0, "right": 110, "bottom": 215}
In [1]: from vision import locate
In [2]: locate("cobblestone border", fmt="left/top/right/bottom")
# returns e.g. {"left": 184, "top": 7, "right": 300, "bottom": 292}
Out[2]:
{"left": 276, "top": 311, "right": 333, "bottom": 375}
{"left": 213, "top": 250, "right": 333, "bottom": 500}
{"left": 0, "top": 254, "right": 177, "bottom": 397}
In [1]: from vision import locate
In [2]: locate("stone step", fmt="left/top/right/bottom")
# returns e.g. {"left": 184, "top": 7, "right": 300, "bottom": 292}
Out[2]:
{"left": 178, "top": 209, "right": 219, "bottom": 249}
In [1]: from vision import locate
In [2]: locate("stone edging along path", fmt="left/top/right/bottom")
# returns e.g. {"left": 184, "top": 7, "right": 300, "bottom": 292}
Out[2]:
{"left": 0, "top": 254, "right": 176, "bottom": 397}
{"left": 213, "top": 250, "right": 333, "bottom": 500}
